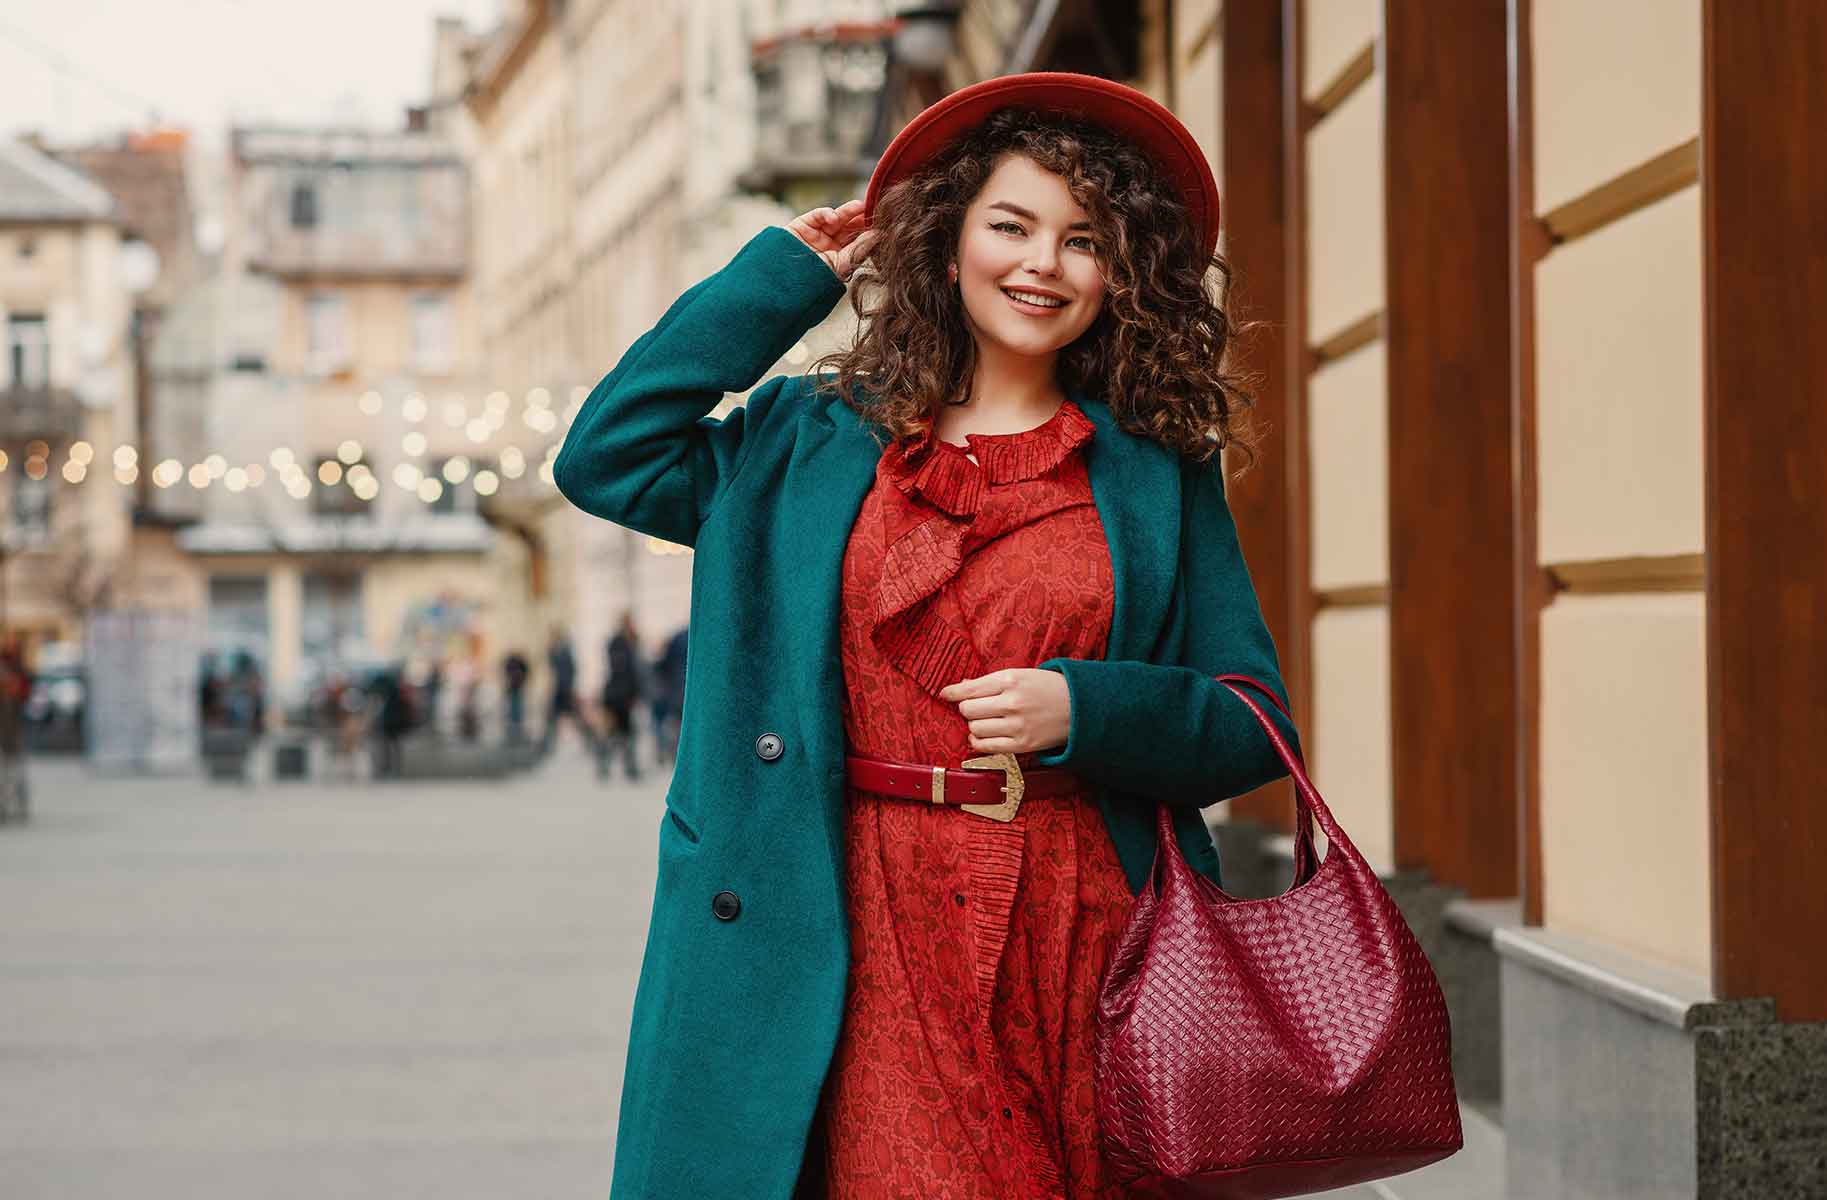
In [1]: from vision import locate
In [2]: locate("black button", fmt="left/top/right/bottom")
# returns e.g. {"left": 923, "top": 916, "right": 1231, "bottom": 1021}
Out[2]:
{"left": 1001, "top": 1107, "right": 1013, "bottom": 1119}
{"left": 711, "top": 890, "right": 742, "bottom": 921}
{"left": 754, "top": 732, "right": 783, "bottom": 761}
{"left": 954, "top": 893, "right": 966, "bottom": 907}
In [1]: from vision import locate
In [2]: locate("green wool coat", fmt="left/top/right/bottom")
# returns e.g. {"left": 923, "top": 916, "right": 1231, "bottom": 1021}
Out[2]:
{"left": 553, "top": 224, "right": 1299, "bottom": 1199}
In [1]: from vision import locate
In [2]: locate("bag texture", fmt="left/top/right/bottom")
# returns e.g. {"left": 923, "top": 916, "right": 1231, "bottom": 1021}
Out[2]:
{"left": 1094, "top": 674, "right": 1463, "bottom": 1197}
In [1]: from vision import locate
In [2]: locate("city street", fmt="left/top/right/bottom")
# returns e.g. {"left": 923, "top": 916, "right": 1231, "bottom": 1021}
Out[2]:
{"left": 0, "top": 740, "right": 660, "bottom": 1198}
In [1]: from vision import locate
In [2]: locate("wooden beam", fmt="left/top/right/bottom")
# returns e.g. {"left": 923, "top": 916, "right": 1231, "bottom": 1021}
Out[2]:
{"left": 1310, "top": 39, "right": 1376, "bottom": 119}
{"left": 1222, "top": 0, "right": 1298, "bottom": 830}
{"left": 1703, "top": 0, "right": 1827, "bottom": 1021}
{"left": 1311, "top": 310, "right": 1383, "bottom": 364}
{"left": 1282, "top": 0, "right": 1317, "bottom": 795}
{"left": 1545, "top": 554, "right": 1705, "bottom": 594}
{"left": 1540, "top": 138, "right": 1700, "bottom": 244}
{"left": 1314, "top": 585, "right": 1389, "bottom": 609}
{"left": 1385, "top": 0, "right": 1518, "bottom": 898}
{"left": 1508, "top": 0, "right": 1545, "bottom": 927}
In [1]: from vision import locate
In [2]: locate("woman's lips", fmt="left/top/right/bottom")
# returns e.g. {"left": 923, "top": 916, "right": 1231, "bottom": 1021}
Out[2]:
{"left": 1002, "top": 287, "right": 1068, "bottom": 316}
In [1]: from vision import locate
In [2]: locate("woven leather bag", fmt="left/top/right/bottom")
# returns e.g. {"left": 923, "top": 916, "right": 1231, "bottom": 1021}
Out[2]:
{"left": 1094, "top": 674, "right": 1463, "bottom": 1198}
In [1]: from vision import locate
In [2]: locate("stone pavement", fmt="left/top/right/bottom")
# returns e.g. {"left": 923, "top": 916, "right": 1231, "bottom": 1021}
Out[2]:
{"left": 0, "top": 741, "right": 664, "bottom": 1199}
{"left": 0, "top": 745, "right": 1496, "bottom": 1199}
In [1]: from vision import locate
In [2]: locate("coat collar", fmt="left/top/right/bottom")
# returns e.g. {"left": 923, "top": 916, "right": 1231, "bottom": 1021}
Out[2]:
{"left": 779, "top": 379, "right": 1183, "bottom": 843}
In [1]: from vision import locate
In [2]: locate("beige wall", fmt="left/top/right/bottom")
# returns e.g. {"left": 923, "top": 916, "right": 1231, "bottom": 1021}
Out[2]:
{"left": 1302, "top": 0, "right": 1392, "bottom": 875}
{"left": 1528, "top": 3, "right": 1708, "bottom": 975}
{"left": 1311, "top": 605, "right": 1394, "bottom": 874}
{"left": 1536, "top": 185, "right": 1702, "bottom": 563}
{"left": 1302, "top": 0, "right": 1379, "bottom": 104}
{"left": 1308, "top": 341, "right": 1388, "bottom": 590}
{"left": 1540, "top": 592, "right": 1710, "bottom": 973}
{"left": 1305, "top": 73, "right": 1384, "bottom": 342}
{"left": 1532, "top": 0, "right": 1700, "bottom": 212}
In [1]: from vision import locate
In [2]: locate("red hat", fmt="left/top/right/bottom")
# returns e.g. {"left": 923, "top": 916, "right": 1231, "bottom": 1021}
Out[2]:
{"left": 864, "top": 71, "right": 1221, "bottom": 258}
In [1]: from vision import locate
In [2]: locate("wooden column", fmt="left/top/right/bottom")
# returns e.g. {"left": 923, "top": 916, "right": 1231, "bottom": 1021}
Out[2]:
{"left": 1382, "top": 0, "right": 1519, "bottom": 896}
{"left": 1506, "top": 0, "right": 1549, "bottom": 924}
{"left": 1221, "top": 0, "right": 1298, "bottom": 829}
{"left": 1702, "top": 0, "right": 1827, "bottom": 1020}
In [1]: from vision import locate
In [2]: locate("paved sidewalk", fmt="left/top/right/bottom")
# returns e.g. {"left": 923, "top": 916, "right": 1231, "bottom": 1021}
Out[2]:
{"left": 0, "top": 747, "right": 666, "bottom": 1199}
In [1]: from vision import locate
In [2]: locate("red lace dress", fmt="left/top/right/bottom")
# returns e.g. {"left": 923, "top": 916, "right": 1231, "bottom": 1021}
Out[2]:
{"left": 802, "top": 399, "right": 1138, "bottom": 1200}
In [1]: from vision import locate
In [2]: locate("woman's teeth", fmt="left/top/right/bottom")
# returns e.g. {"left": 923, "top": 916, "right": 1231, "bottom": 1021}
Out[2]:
{"left": 1003, "top": 288, "right": 1066, "bottom": 310}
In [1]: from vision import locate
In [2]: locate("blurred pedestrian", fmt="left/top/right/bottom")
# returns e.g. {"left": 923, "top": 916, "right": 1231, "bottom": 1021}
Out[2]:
{"left": 502, "top": 649, "right": 530, "bottom": 744}
{"left": 369, "top": 664, "right": 412, "bottom": 778}
{"left": 540, "top": 631, "right": 595, "bottom": 757}
{"left": 650, "top": 624, "right": 687, "bottom": 765}
{"left": 598, "top": 611, "right": 644, "bottom": 781}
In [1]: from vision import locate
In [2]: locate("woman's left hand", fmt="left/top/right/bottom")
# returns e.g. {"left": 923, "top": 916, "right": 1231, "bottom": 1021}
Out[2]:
{"left": 938, "top": 668, "right": 1070, "bottom": 755}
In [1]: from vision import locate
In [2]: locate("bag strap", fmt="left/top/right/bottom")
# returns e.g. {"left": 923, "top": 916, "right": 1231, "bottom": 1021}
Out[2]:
{"left": 1211, "top": 674, "right": 1319, "bottom": 885}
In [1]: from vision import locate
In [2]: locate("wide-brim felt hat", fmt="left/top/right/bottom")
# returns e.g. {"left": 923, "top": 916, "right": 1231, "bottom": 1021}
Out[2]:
{"left": 864, "top": 71, "right": 1221, "bottom": 258}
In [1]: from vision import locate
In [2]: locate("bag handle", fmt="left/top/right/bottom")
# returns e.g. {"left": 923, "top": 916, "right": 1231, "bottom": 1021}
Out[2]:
{"left": 1217, "top": 674, "right": 1323, "bottom": 884}
{"left": 1151, "top": 674, "right": 1344, "bottom": 895}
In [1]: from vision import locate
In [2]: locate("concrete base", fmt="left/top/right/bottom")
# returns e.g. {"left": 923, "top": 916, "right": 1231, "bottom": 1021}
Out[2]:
{"left": 1497, "top": 925, "right": 1827, "bottom": 1198}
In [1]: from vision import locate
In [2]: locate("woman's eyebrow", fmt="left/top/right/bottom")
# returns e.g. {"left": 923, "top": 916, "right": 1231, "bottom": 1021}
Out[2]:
{"left": 987, "top": 201, "right": 1093, "bottom": 231}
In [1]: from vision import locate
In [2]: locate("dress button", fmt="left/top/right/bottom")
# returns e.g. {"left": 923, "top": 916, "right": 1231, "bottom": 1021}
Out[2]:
{"left": 754, "top": 732, "right": 783, "bottom": 761}
{"left": 711, "top": 891, "right": 742, "bottom": 921}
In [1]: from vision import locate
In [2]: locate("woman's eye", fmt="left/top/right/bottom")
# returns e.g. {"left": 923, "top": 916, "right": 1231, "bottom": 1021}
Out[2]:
{"left": 991, "top": 221, "right": 1096, "bottom": 251}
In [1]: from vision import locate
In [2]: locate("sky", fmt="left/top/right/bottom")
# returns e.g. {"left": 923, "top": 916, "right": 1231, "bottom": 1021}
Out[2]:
{"left": 0, "top": 0, "right": 503, "bottom": 148}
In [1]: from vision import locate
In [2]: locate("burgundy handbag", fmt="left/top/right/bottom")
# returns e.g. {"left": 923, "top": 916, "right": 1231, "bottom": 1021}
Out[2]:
{"left": 1094, "top": 674, "right": 1463, "bottom": 1198}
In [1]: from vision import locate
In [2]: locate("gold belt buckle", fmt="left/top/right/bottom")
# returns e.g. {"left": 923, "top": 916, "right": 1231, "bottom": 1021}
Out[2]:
{"left": 941, "top": 752, "right": 1023, "bottom": 822}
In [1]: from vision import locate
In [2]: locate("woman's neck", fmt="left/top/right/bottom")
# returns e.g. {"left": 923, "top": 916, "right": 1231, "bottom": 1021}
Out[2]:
{"left": 940, "top": 347, "right": 1065, "bottom": 438}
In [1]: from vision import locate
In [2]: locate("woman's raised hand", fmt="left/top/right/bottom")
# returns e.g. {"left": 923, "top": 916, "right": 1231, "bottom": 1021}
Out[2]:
{"left": 786, "top": 199, "right": 878, "bottom": 283}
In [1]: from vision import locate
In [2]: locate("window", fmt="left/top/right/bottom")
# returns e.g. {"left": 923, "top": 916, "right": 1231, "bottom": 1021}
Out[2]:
{"left": 290, "top": 181, "right": 318, "bottom": 228}
{"left": 305, "top": 293, "right": 349, "bottom": 373}
{"left": 410, "top": 293, "right": 453, "bottom": 373}
{"left": 301, "top": 573, "right": 363, "bottom": 663}
{"left": 10, "top": 471, "right": 51, "bottom": 544}
{"left": 7, "top": 314, "right": 49, "bottom": 390}
{"left": 311, "top": 456, "right": 369, "bottom": 518}
{"left": 428, "top": 456, "right": 488, "bottom": 515}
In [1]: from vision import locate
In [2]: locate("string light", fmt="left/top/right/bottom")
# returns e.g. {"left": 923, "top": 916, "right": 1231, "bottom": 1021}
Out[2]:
{"left": 11, "top": 382, "right": 583, "bottom": 509}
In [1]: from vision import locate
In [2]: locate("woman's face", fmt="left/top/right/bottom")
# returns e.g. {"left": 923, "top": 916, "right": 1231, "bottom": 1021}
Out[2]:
{"left": 953, "top": 154, "right": 1107, "bottom": 360}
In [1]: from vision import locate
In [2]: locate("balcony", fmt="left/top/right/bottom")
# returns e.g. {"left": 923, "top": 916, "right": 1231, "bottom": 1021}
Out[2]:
{"left": 0, "top": 388, "right": 84, "bottom": 441}
{"left": 742, "top": 24, "right": 894, "bottom": 196}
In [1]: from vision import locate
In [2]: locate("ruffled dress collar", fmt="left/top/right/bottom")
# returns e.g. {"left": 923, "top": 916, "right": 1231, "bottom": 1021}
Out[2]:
{"left": 877, "top": 398, "right": 1097, "bottom": 517}
{"left": 865, "top": 398, "right": 1098, "bottom": 699}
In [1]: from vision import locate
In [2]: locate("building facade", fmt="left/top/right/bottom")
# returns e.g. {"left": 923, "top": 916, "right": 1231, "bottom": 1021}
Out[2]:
{"left": 164, "top": 124, "right": 553, "bottom": 718}
{"left": 877, "top": 2, "right": 1827, "bottom": 1196}
{"left": 0, "top": 138, "right": 139, "bottom": 665}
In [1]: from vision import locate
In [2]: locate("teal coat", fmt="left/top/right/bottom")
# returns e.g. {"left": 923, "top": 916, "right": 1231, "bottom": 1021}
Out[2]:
{"left": 553, "top": 225, "right": 1299, "bottom": 1198}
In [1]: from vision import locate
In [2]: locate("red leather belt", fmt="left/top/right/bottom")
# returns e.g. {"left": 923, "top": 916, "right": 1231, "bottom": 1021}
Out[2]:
{"left": 844, "top": 750, "right": 1083, "bottom": 823}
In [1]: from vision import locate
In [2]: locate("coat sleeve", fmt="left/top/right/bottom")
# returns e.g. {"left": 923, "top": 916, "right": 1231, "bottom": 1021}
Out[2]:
{"left": 1032, "top": 458, "right": 1302, "bottom": 807}
{"left": 552, "top": 224, "right": 850, "bottom": 547}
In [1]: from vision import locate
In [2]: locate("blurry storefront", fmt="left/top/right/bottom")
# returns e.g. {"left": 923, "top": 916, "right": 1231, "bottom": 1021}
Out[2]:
{"left": 880, "top": 1, "right": 1826, "bottom": 1196}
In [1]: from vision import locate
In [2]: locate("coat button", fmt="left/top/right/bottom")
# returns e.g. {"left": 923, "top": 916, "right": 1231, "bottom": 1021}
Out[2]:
{"left": 711, "top": 890, "right": 742, "bottom": 921}
{"left": 754, "top": 732, "right": 783, "bottom": 761}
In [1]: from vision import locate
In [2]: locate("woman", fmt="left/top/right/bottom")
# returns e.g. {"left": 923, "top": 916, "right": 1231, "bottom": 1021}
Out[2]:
{"left": 555, "top": 73, "right": 1300, "bottom": 1199}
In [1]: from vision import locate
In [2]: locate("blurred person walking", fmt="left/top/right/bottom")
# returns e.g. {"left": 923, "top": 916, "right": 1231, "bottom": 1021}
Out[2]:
{"left": 540, "top": 631, "right": 596, "bottom": 758}
{"left": 501, "top": 649, "right": 531, "bottom": 744}
{"left": 650, "top": 625, "right": 688, "bottom": 765}
{"left": 597, "top": 612, "right": 645, "bottom": 782}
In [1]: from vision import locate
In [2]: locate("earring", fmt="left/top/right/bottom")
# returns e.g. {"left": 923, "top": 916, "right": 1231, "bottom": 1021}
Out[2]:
{"left": 947, "top": 264, "right": 959, "bottom": 285}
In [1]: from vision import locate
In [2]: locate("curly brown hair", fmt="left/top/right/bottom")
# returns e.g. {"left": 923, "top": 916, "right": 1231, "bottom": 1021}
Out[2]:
{"left": 809, "top": 105, "right": 1259, "bottom": 473}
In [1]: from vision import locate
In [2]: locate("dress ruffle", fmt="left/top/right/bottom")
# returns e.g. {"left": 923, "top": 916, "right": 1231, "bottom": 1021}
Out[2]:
{"left": 869, "top": 399, "right": 1097, "bottom": 697}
